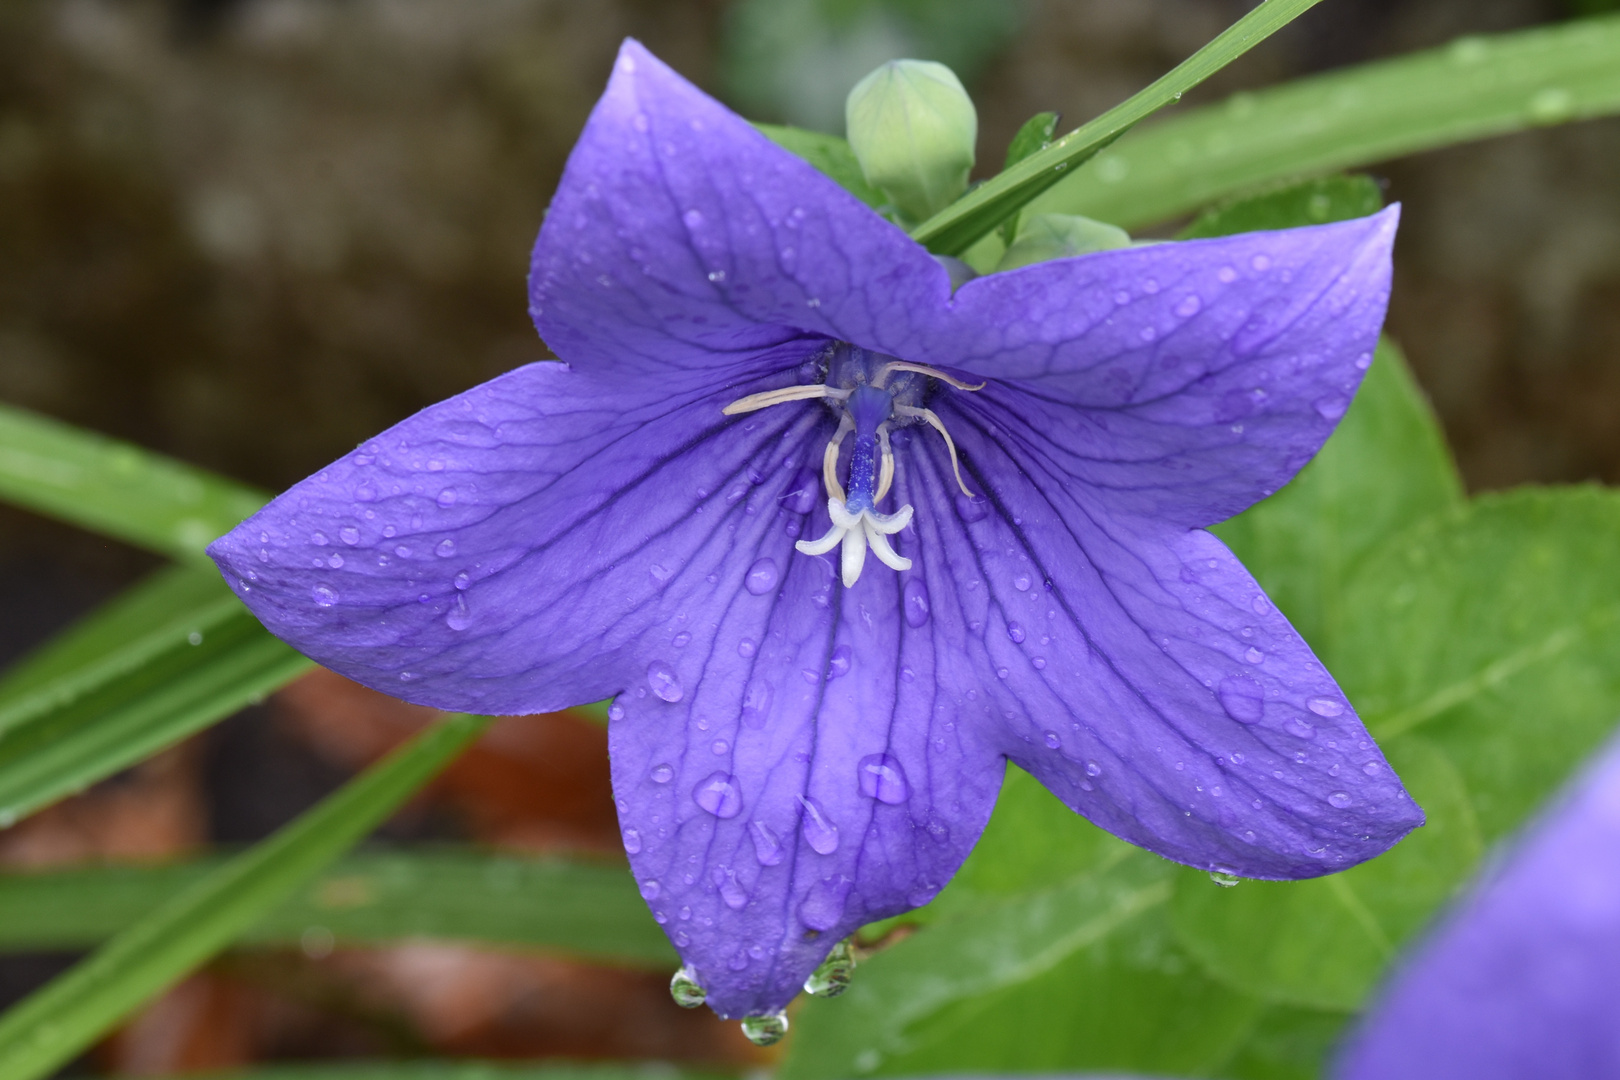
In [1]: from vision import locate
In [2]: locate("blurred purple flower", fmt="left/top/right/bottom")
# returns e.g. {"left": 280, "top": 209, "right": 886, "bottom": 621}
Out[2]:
{"left": 209, "top": 41, "right": 1421, "bottom": 1018}
{"left": 1337, "top": 729, "right": 1620, "bottom": 1079}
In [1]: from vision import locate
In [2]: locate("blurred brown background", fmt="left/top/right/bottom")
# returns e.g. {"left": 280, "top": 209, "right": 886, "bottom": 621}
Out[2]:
{"left": 0, "top": 0, "right": 1617, "bottom": 1072}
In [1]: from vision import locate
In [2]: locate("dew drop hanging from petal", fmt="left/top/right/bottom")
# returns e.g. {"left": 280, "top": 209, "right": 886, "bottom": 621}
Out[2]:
{"left": 799, "top": 795, "right": 840, "bottom": 853}
{"left": 669, "top": 966, "right": 706, "bottom": 1008}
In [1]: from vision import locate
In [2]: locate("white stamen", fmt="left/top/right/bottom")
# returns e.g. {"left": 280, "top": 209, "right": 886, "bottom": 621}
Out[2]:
{"left": 722, "top": 384, "right": 847, "bottom": 415}
{"left": 821, "top": 415, "right": 854, "bottom": 503}
{"left": 797, "top": 499, "right": 914, "bottom": 587}
{"left": 874, "top": 360, "right": 986, "bottom": 392}
{"left": 896, "top": 405, "right": 975, "bottom": 497}
{"left": 876, "top": 425, "right": 895, "bottom": 502}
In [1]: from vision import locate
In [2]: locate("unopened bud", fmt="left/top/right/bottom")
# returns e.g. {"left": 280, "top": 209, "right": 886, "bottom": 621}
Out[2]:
{"left": 845, "top": 60, "right": 977, "bottom": 225}
{"left": 996, "top": 212, "right": 1132, "bottom": 272}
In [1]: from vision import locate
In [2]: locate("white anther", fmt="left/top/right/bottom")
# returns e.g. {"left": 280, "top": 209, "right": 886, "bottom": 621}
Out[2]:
{"left": 796, "top": 499, "right": 914, "bottom": 587}
{"left": 873, "top": 360, "right": 986, "bottom": 392}
{"left": 722, "top": 383, "right": 847, "bottom": 416}
{"left": 896, "top": 405, "right": 975, "bottom": 497}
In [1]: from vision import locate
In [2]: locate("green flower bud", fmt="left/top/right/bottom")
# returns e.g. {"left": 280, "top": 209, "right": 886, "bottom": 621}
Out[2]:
{"left": 996, "top": 212, "right": 1133, "bottom": 272}
{"left": 845, "top": 60, "right": 977, "bottom": 225}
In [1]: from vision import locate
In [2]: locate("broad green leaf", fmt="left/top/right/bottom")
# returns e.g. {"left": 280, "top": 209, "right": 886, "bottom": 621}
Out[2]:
{"left": 909, "top": 0, "right": 1326, "bottom": 254}
{"left": 0, "top": 402, "right": 266, "bottom": 563}
{"left": 1344, "top": 487, "right": 1620, "bottom": 841}
{"left": 1176, "top": 174, "right": 1384, "bottom": 240}
{"left": 154, "top": 1064, "right": 729, "bottom": 1080}
{"left": 1035, "top": 15, "right": 1620, "bottom": 229}
{"left": 0, "top": 566, "right": 240, "bottom": 733}
{"left": 1214, "top": 338, "right": 1462, "bottom": 651}
{"left": 0, "top": 712, "right": 492, "bottom": 1080}
{"left": 784, "top": 849, "right": 1261, "bottom": 1080}
{"left": 0, "top": 602, "right": 311, "bottom": 824}
{"left": 1168, "top": 737, "right": 1480, "bottom": 1011}
{"left": 0, "top": 850, "right": 672, "bottom": 967}
{"left": 756, "top": 123, "right": 886, "bottom": 208}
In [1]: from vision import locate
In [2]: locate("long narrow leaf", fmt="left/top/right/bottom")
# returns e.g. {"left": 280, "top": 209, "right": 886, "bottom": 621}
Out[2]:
{"left": 0, "top": 603, "right": 312, "bottom": 824}
{"left": 0, "top": 566, "right": 242, "bottom": 733}
{"left": 0, "top": 712, "right": 492, "bottom": 1080}
{"left": 0, "top": 402, "right": 265, "bottom": 563}
{"left": 160, "top": 1065, "right": 730, "bottom": 1080}
{"left": 1033, "top": 13, "right": 1620, "bottom": 229}
{"left": 909, "top": 0, "right": 1324, "bottom": 254}
{"left": 0, "top": 850, "right": 673, "bottom": 967}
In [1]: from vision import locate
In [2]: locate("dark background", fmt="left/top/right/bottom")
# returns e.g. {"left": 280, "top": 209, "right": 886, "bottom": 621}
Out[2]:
{"left": 0, "top": 0, "right": 1616, "bottom": 1070}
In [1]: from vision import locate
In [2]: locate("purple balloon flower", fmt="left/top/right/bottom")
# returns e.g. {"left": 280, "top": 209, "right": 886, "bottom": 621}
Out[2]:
{"left": 208, "top": 41, "right": 1422, "bottom": 1019}
{"left": 1336, "top": 729, "right": 1620, "bottom": 1079}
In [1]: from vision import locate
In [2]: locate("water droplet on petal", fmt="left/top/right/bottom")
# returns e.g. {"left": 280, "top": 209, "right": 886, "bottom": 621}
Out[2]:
{"left": 640, "top": 879, "right": 661, "bottom": 901}
{"left": 682, "top": 209, "right": 704, "bottom": 228}
{"left": 1362, "top": 761, "right": 1380, "bottom": 776}
{"left": 741, "top": 1011, "right": 789, "bottom": 1046}
{"left": 1043, "top": 731, "right": 1061, "bottom": 749}
{"left": 446, "top": 594, "right": 472, "bottom": 631}
{"left": 1218, "top": 674, "right": 1265, "bottom": 723}
{"left": 745, "top": 557, "right": 779, "bottom": 595}
{"left": 1013, "top": 573, "right": 1031, "bottom": 592}
{"left": 826, "top": 644, "right": 853, "bottom": 680}
{"left": 312, "top": 585, "right": 339, "bottom": 608}
{"left": 857, "top": 754, "right": 911, "bottom": 804}
{"left": 622, "top": 828, "right": 642, "bottom": 854}
{"left": 903, "top": 578, "right": 930, "bottom": 627}
{"left": 711, "top": 739, "right": 729, "bottom": 755}
{"left": 1085, "top": 760, "right": 1102, "bottom": 777}
{"left": 647, "top": 660, "right": 683, "bottom": 702}
{"left": 1176, "top": 295, "right": 1202, "bottom": 317}
{"left": 1252, "top": 595, "right": 1270, "bottom": 614}
{"left": 1355, "top": 351, "right": 1373, "bottom": 370}
{"left": 339, "top": 526, "right": 360, "bottom": 545}
{"left": 669, "top": 966, "right": 705, "bottom": 1008}
{"left": 650, "top": 763, "right": 673, "bottom": 784}
{"left": 1007, "top": 622, "right": 1026, "bottom": 644}
{"left": 607, "top": 701, "right": 625, "bottom": 722}
{"left": 435, "top": 539, "right": 457, "bottom": 558}
{"left": 673, "top": 631, "right": 691, "bottom": 648}
{"left": 713, "top": 865, "right": 750, "bottom": 910}
{"left": 1328, "top": 791, "right": 1352, "bottom": 808}
{"left": 1314, "top": 395, "right": 1349, "bottom": 420}
{"left": 327, "top": 553, "right": 344, "bottom": 568}
{"left": 1245, "top": 647, "right": 1264, "bottom": 664}
{"left": 453, "top": 571, "right": 470, "bottom": 590}
{"left": 649, "top": 563, "right": 673, "bottom": 584}
{"left": 1307, "top": 696, "right": 1345, "bottom": 717}
{"left": 436, "top": 488, "right": 457, "bottom": 508}
{"left": 750, "top": 820, "right": 784, "bottom": 866}
{"left": 1209, "top": 870, "right": 1242, "bottom": 887}
{"left": 955, "top": 493, "right": 988, "bottom": 522}
{"left": 799, "top": 796, "right": 840, "bottom": 854}
{"left": 799, "top": 875, "right": 851, "bottom": 930}
{"left": 741, "top": 680, "right": 772, "bottom": 729}
{"left": 738, "top": 637, "right": 758, "bottom": 658}
{"left": 693, "top": 772, "right": 743, "bottom": 818}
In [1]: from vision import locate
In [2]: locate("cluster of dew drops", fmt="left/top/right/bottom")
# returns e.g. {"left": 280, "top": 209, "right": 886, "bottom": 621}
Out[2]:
{"left": 668, "top": 939, "right": 855, "bottom": 1045}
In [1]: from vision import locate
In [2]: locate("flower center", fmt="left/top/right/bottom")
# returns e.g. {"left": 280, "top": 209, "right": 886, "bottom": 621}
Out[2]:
{"left": 722, "top": 343, "right": 981, "bottom": 587}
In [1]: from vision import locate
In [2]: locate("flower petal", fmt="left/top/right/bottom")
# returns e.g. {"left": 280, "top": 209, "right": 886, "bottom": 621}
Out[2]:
{"left": 884, "top": 396, "right": 1423, "bottom": 879}
{"left": 531, "top": 40, "right": 950, "bottom": 383}
{"left": 207, "top": 343, "right": 828, "bottom": 715}
{"left": 928, "top": 210, "right": 1397, "bottom": 528}
{"left": 1336, "top": 730, "right": 1620, "bottom": 1080}
{"left": 611, "top": 530, "right": 1005, "bottom": 1017}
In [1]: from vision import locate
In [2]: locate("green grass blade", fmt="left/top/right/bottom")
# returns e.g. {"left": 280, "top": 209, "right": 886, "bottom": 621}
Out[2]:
{"left": 0, "top": 566, "right": 242, "bottom": 733}
{"left": 0, "top": 601, "right": 312, "bottom": 824}
{"left": 0, "top": 712, "right": 493, "bottom": 1080}
{"left": 0, "top": 402, "right": 266, "bottom": 563}
{"left": 1034, "top": 14, "right": 1620, "bottom": 229}
{"left": 0, "top": 850, "right": 673, "bottom": 967}
{"left": 909, "top": 0, "right": 1325, "bottom": 254}
{"left": 159, "top": 1064, "right": 730, "bottom": 1080}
